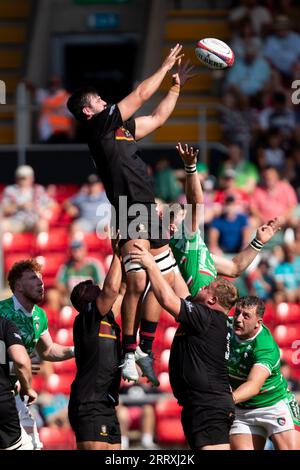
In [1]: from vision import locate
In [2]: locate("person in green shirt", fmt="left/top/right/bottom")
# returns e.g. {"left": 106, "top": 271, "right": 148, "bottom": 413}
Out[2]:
{"left": 0, "top": 259, "right": 75, "bottom": 449}
{"left": 229, "top": 295, "right": 300, "bottom": 450}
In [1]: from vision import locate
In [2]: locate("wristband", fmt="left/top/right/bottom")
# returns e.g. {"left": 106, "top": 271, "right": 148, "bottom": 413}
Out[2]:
{"left": 170, "top": 84, "right": 180, "bottom": 95}
{"left": 184, "top": 164, "right": 197, "bottom": 174}
{"left": 250, "top": 237, "right": 264, "bottom": 252}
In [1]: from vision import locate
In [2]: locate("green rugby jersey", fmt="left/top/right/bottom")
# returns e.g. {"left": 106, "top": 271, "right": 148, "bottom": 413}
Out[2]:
{"left": 0, "top": 296, "right": 48, "bottom": 356}
{"left": 169, "top": 224, "right": 217, "bottom": 297}
{"left": 228, "top": 322, "right": 289, "bottom": 408}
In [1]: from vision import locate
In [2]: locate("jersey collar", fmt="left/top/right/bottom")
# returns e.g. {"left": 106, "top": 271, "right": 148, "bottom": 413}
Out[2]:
{"left": 12, "top": 295, "right": 35, "bottom": 317}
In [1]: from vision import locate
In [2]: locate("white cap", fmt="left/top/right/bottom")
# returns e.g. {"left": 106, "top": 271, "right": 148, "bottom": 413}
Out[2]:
{"left": 15, "top": 165, "right": 34, "bottom": 178}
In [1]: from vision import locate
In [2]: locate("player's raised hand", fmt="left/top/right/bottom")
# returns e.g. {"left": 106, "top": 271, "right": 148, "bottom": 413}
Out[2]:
{"left": 172, "top": 59, "right": 196, "bottom": 87}
{"left": 256, "top": 217, "right": 282, "bottom": 244}
{"left": 176, "top": 142, "right": 199, "bottom": 166}
{"left": 162, "top": 44, "right": 184, "bottom": 71}
{"left": 130, "top": 243, "right": 156, "bottom": 269}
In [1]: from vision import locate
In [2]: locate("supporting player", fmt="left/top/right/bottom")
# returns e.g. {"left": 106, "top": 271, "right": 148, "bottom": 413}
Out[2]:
{"left": 68, "top": 233, "right": 124, "bottom": 450}
{"left": 129, "top": 245, "right": 238, "bottom": 450}
{"left": 229, "top": 296, "right": 300, "bottom": 450}
{"left": 0, "top": 260, "right": 75, "bottom": 449}
{"left": 67, "top": 45, "right": 194, "bottom": 384}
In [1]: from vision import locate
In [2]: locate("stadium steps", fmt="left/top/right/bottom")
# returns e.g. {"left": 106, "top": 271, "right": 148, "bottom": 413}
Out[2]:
{"left": 152, "top": 7, "right": 230, "bottom": 147}
{"left": 0, "top": 0, "right": 33, "bottom": 144}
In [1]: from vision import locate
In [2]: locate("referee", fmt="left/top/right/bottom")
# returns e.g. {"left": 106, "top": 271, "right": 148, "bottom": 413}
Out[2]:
{"left": 130, "top": 245, "right": 238, "bottom": 450}
{"left": 68, "top": 238, "right": 124, "bottom": 450}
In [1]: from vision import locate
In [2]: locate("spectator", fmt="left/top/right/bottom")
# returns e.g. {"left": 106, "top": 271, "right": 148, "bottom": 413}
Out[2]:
{"left": 263, "top": 15, "right": 300, "bottom": 80}
{"left": 56, "top": 239, "right": 105, "bottom": 304}
{"left": 273, "top": 244, "right": 300, "bottom": 301}
{"left": 258, "top": 91, "right": 296, "bottom": 138}
{"left": 215, "top": 168, "right": 250, "bottom": 215}
{"left": 64, "top": 174, "right": 111, "bottom": 236}
{"left": 257, "top": 128, "right": 286, "bottom": 171}
{"left": 36, "top": 76, "right": 75, "bottom": 143}
{"left": 230, "top": 17, "right": 263, "bottom": 60}
{"left": 251, "top": 166, "right": 298, "bottom": 226}
{"left": 154, "top": 157, "right": 182, "bottom": 203}
{"left": 226, "top": 43, "right": 271, "bottom": 100}
{"left": 209, "top": 195, "right": 250, "bottom": 255}
{"left": 219, "top": 143, "right": 259, "bottom": 194}
{"left": 229, "top": 0, "right": 272, "bottom": 36}
{"left": 2, "top": 165, "right": 57, "bottom": 233}
{"left": 247, "top": 259, "right": 276, "bottom": 301}
{"left": 117, "top": 383, "right": 159, "bottom": 449}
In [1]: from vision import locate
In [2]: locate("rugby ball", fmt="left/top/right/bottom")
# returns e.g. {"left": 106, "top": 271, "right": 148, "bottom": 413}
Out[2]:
{"left": 195, "top": 38, "right": 234, "bottom": 69}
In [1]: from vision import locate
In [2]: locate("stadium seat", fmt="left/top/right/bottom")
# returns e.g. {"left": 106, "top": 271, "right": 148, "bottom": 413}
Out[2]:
{"left": 44, "top": 373, "right": 73, "bottom": 395}
{"left": 159, "top": 349, "right": 170, "bottom": 373}
{"left": 158, "top": 372, "right": 172, "bottom": 393}
{"left": 58, "top": 306, "right": 77, "bottom": 329}
{"left": 82, "top": 232, "right": 112, "bottom": 255}
{"left": 273, "top": 325, "right": 300, "bottom": 348}
{"left": 31, "top": 375, "right": 45, "bottom": 393}
{"left": 36, "top": 228, "right": 69, "bottom": 253}
{"left": 3, "top": 232, "right": 35, "bottom": 254}
{"left": 53, "top": 358, "right": 76, "bottom": 374}
{"left": 163, "top": 326, "right": 176, "bottom": 350}
{"left": 275, "top": 303, "right": 300, "bottom": 325}
{"left": 35, "top": 253, "right": 66, "bottom": 277}
{"left": 4, "top": 252, "right": 30, "bottom": 273}
{"left": 39, "top": 426, "right": 76, "bottom": 450}
{"left": 155, "top": 399, "right": 185, "bottom": 444}
{"left": 54, "top": 328, "right": 73, "bottom": 346}
{"left": 48, "top": 184, "right": 79, "bottom": 203}
{"left": 280, "top": 347, "right": 300, "bottom": 367}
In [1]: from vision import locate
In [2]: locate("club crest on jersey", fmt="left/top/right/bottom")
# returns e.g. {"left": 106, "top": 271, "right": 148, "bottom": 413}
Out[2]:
{"left": 115, "top": 126, "right": 134, "bottom": 141}
{"left": 277, "top": 417, "right": 286, "bottom": 426}
{"left": 100, "top": 425, "right": 108, "bottom": 436}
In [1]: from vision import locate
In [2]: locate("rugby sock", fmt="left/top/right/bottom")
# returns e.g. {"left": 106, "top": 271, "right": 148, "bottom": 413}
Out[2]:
{"left": 123, "top": 335, "right": 137, "bottom": 354}
{"left": 139, "top": 320, "right": 158, "bottom": 354}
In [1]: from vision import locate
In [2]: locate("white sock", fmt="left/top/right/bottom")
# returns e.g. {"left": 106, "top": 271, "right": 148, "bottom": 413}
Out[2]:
{"left": 141, "top": 433, "right": 154, "bottom": 447}
{"left": 121, "top": 435, "right": 129, "bottom": 450}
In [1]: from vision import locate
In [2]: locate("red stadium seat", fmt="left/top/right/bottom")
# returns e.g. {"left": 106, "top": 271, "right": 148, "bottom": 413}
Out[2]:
{"left": 39, "top": 426, "right": 76, "bottom": 450}
{"left": 4, "top": 253, "right": 31, "bottom": 273}
{"left": 273, "top": 325, "right": 300, "bottom": 348}
{"left": 44, "top": 373, "right": 73, "bottom": 395}
{"left": 158, "top": 349, "right": 170, "bottom": 373}
{"left": 158, "top": 372, "right": 172, "bottom": 393}
{"left": 155, "top": 399, "right": 185, "bottom": 444}
{"left": 31, "top": 375, "right": 46, "bottom": 393}
{"left": 54, "top": 328, "right": 73, "bottom": 346}
{"left": 36, "top": 228, "right": 69, "bottom": 253}
{"left": 163, "top": 326, "right": 176, "bottom": 350}
{"left": 36, "top": 253, "right": 66, "bottom": 277}
{"left": 58, "top": 306, "right": 77, "bottom": 329}
{"left": 280, "top": 347, "right": 300, "bottom": 367}
{"left": 3, "top": 232, "right": 35, "bottom": 254}
{"left": 275, "top": 303, "right": 300, "bottom": 325}
{"left": 82, "top": 232, "right": 112, "bottom": 255}
{"left": 48, "top": 184, "right": 79, "bottom": 203}
{"left": 53, "top": 358, "right": 76, "bottom": 374}
{"left": 159, "top": 309, "right": 177, "bottom": 328}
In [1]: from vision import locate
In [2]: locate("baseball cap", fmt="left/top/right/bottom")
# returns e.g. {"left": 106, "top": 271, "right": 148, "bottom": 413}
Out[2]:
{"left": 86, "top": 174, "right": 100, "bottom": 184}
{"left": 15, "top": 165, "right": 34, "bottom": 178}
{"left": 70, "top": 239, "right": 85, "bottom": 249}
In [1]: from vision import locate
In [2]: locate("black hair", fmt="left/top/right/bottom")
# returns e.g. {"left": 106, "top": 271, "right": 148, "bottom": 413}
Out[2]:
{"left": 67, "top": 86, "right": 99, "bottom": 122}
{"left": 70, "top": 280, "right": 93, "bottom": 311}
{"left": 236, "top": 296, "right": 265, "bottom": 318}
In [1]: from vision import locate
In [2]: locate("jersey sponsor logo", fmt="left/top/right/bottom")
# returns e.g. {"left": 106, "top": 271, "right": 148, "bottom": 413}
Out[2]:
{"left": 184, "top": 300, "right": 193, "bottom": 312}
{"left": 115, "top": 126, "right": 134, "bottom": 142}
{"left": 14, "top": 333, "right": 22, "bottom": 340}
{"left": 277, "top": 417, "right": 286, "bottom": 426}
{"left": 100, "top": 425, "right": 108, "bottom": 437}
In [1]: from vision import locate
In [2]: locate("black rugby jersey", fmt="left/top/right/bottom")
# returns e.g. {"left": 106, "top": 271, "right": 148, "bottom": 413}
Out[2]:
{"left": 169, "top": 298, "right": 233, "bottom": 407}
{"left": 85, "top": 104, "right": 155, "bottom": 209}
{"left": 0, "top": 317, "right": 24, "bottom": 397}
{"left": 70, "top": 301, "right": 121, "bottom": 405}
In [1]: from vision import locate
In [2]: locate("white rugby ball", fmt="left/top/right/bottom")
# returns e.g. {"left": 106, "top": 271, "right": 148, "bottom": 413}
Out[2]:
{"left": 195, "top": 38, "right": 234, "bottom": 69}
